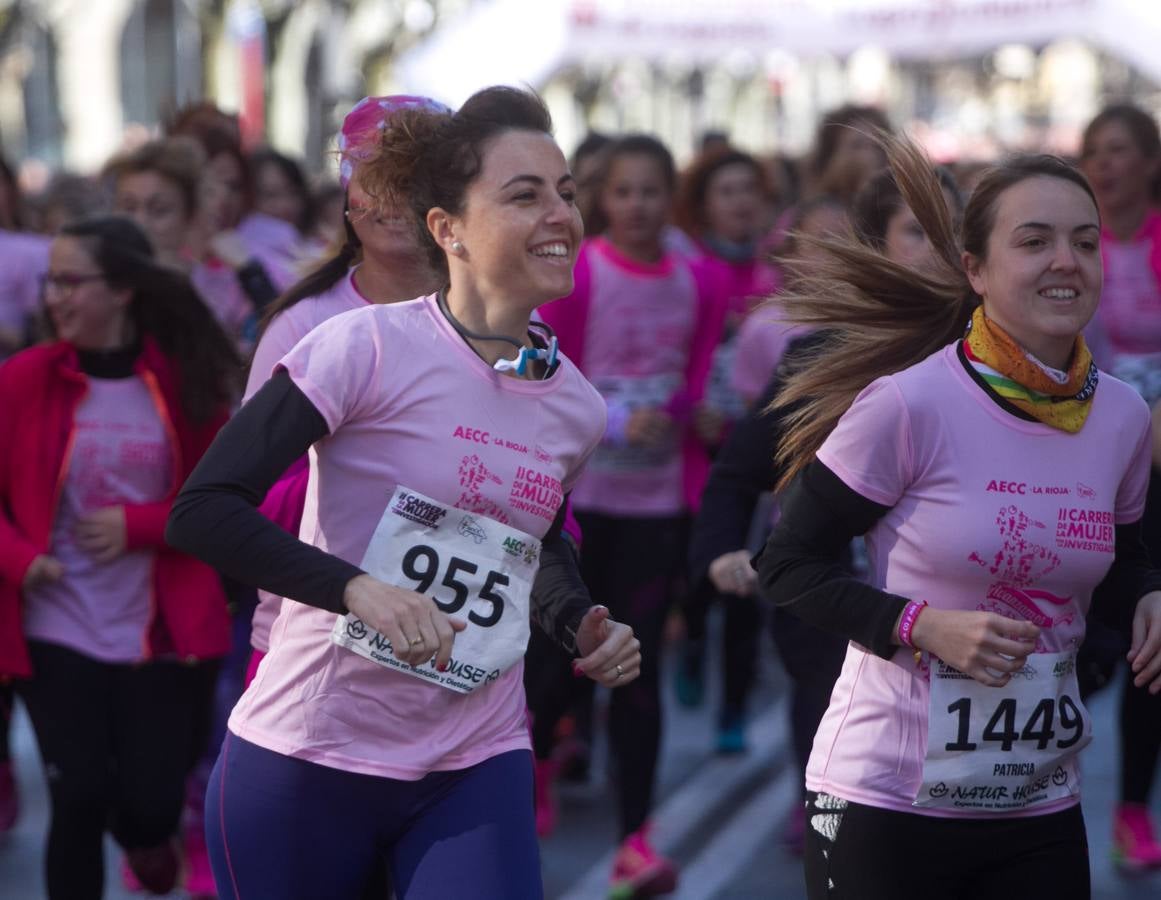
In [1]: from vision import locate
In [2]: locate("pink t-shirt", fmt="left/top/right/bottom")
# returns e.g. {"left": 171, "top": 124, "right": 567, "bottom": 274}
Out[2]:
{"left": 0, "top": 230, "right": 50, "bottom": 356}
{"left": 237, "top": 212, "right": 322, "bottom": 294}
{"left": 192, "top": 260, "right": 254, "bottom": 350}
{"left": 1092, "top": 212, "right": 1161, "bottom": 360}
{"left": 228, "top": 295, "right": 606, "bottom": 778}
{"left": 244, "top": 270, "right": 369, "bottom": 403}
{"left": 545, "top": 238, "right": 701, "bottom": 517}
{"left": 730, "top": 302, "right": 809, "bottom": 406}
{"left": 244, "top": 270, "right": 370, "bottom": 652}
{"left": 24, "top": 377, "right": 171, "bottom": 662}
{"left": 808, "top": 344, "right": 1151, "bottom": 817}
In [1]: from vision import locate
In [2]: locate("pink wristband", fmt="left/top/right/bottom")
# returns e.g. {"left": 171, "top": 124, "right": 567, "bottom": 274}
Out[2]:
{"left": 898, "top": 600, "right": 928, "bottom": 650}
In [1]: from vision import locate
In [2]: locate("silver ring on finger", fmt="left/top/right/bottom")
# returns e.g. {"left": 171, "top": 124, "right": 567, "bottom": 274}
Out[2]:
{"left": 408, "top": 636, "right": 424, "bottom": 647}
{"left": 614, "top": 664, "right": 624, "bottom": 680}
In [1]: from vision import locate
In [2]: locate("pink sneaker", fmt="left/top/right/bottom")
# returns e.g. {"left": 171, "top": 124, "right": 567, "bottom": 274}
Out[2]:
{"left": 534, "top": 758, "right": 559, "bottom": 838}
{"left": 184, "top": 816, "right": 217, "bottom": 896}
{"left": 120, "top": 855, "right": 144, "bottom": 892}
{"left": 0, "top": 760, "right": 19, "bottom": 833}
{"left": 609, "top": 824, "right": 678, "bottom": 898}
{"left": 1113, "top": 803, "right": 1161, "bottom": 871}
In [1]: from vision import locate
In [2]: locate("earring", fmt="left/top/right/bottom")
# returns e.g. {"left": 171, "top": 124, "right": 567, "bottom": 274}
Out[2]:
{"left": 451, "top": 240, "right": 464, "bottom": 254}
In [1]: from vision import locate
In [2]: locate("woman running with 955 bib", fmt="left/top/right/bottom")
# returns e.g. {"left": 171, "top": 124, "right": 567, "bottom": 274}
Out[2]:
{"left": 166, "top": 86, "right": 639, "bottom": 900}
{"left": 757, "top": 137, "right": 1161, "bottom": 898}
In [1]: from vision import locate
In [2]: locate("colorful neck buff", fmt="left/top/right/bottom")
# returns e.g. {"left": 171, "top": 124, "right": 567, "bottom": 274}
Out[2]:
{"left": 963, "top": 306, "right": 1097, "bottom": 433}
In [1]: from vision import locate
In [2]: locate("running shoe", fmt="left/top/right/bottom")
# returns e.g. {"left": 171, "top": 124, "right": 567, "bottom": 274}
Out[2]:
{"left": 0, "top": 760, "right": 18, "bottom": 833}
{"left": 609, "top": 824, "right": 678, "bottom": 898}
{"left": 715, "top": 707, "right": 747, "bottom": 755}
{"left": 1113, "top": 803, "right": 1161, "bottom": 871}
{"left": 534, "top": 758, "right": 559, "bottom": 838}
{"left": 673, "top": 639, "right": 705, "bottom": 709}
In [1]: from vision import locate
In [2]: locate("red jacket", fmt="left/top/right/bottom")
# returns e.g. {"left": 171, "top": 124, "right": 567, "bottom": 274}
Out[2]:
{"left": 0, "top": 338, "right": 232, "bottom": 678}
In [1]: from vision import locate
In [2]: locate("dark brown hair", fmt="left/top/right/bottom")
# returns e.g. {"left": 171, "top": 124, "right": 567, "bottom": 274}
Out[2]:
{"left": 581, "top": 134, "right": 676, "bottom": 236}
{"left": 59, "top": 215, "right": 240, "bottom": 422}
{"left": 104, "top": 138, "right": 205, "bottom": 218}
{"left": 772, "top": 137, "right": 1097, "bottom": 490}
{"left": 1081, "top": 103, "right": 1161, "bottom": 200}
{"left": 673, "top": 148, "right": 766, "bottom": 237}
{"left": 357, "top": 86, "right": 553, "bottom": 279}
{"left": 850, "top": 165, "right": 964, "bottom": 252}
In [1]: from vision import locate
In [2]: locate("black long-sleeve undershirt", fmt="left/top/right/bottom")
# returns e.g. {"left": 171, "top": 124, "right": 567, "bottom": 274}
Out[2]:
{"left": 688, "top": 332, "right": 824, "bottom": 583}
{"left": 756, "top": 347, "right": 1161, "bottom": 659}
{"left": 166, "top": 369, "right": 592, "bottom": 654}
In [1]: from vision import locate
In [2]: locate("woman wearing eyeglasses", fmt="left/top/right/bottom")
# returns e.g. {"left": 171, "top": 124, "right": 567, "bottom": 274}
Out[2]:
{"left": 0, "top": 215, "right": 238, "bottom": 899}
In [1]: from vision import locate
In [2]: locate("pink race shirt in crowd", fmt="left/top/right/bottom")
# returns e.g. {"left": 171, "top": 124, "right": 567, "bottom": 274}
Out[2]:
{"left": 553, "top": 238, "right": 701, "bottom": 517}
{"left": 243, "top": 269, "right": 371, "bottom": 652}
{"left": 228, "top": 295, "right": 606, "bottom": 779}
{"left": 0, "top": 230, "right": 49, "bottom": 357}
{"left": 24, "top": 377, "right": 171, "bottom": 662}
{"left": 808, "top": 344, "right": 1151, "bottom": 818}
{"left": 730, "top": 303, "right": 810, "bottom": 406}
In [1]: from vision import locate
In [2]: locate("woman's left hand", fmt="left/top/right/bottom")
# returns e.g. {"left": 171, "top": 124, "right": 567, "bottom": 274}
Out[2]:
{"left": 574, "top": 605, "right": 641, "bottom": 687}
{"left": 75, "top": 506, "right": 127, "bottom": 562}
{"left": 1129, "top": 590, "right": 1161, "bottom": 693}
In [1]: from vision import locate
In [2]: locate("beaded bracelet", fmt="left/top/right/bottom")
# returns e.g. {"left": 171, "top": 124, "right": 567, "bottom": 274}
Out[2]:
{"left": 898, "top": 599, "right": 928, "bottom": 664}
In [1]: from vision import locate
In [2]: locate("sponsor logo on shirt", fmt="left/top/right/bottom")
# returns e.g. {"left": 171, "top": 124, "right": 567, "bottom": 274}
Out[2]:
{"left": 502, "top": 535, "right": 540, "bottom": 566}
{"left": 391, "top": 492, "right": 447, "bottom": 529}
{"left": 458, "top": 515, "right": 488, "bottom": 545}
{"left": 985, "top": 480, "right": 1071, "bottom": 496}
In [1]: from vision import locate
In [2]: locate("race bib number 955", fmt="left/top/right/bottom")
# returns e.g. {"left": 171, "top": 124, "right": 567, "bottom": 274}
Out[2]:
{"left": 330, "top": 486, "right": 540, "bottom": 694}
{"left": 916, "top": 651, "right": 1092, "bottom": 812}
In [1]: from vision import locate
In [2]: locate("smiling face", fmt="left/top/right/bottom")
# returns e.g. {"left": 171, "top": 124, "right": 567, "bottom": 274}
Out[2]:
{"left": 600, "top": 152, "right": 671, "bottom": 256}
{"left": 440, "top": 129, "right": 582, "bottom": 308}
{"left": 704, "top": 161, "right": 764, "bottom": 244}
{"left": 964, "top": 176, "right": 1102, "bottom": 369}
{"left": 1081, "top": 118, "right": 1160, "bottom": 218}
{"left": 348, "top": 176, "right": 424, "bottom": 264}
{"left": 44, "top": 236, "right": 132, "bottom": 351}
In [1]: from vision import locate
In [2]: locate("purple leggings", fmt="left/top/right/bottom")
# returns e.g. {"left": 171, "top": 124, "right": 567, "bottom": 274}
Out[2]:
{"left": 205, "top": 734, "right": 542, "bottom": 899}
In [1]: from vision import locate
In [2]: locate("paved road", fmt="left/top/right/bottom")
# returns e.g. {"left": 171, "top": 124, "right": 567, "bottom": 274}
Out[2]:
{"left": 2, "top": 613, "right": 1160, "bottom": 898}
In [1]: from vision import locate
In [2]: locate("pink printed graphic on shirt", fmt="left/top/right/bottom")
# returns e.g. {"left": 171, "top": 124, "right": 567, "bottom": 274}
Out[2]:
{"left": 968, "top": 504, "right": 1073, "bottom": 644}
{"left": 457, "top": 454, "right": 510, "bottom": 524}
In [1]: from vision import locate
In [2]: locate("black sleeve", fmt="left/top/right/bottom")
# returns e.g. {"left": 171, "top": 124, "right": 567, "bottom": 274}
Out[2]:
{"left": 236, "top": 259, "right": 280, "bottom": 313}
{"left": 166, "top": 369, "right": 364, "bottom": 612}
{"left": 1090, "top": 519, "right": 1161, "bottom": 635}
{"left": 530, "top": 498, "right": 592, "bottom": 656}
{"left": 755, "top": 460, "right": 911, "bottom": 658}
{"left": 688, "top": 373, "right": 784, "bottom": 582}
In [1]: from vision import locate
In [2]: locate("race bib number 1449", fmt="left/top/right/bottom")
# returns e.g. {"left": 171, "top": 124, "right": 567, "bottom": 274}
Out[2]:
{"left": 916, "top": 651, "right": 1092, "bottom": 812}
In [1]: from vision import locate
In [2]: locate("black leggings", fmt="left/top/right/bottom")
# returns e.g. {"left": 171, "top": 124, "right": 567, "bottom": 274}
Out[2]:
{"left": 681, "top": 576, "right": 762, "bottom": 715}
{"left": 16, "top": 641, "right": 201, "bottom": 900}
{"left": 804, "top": 792, "right": 1090, "bottom": 900}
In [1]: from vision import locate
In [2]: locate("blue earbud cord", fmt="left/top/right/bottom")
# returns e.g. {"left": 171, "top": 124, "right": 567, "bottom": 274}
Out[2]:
{"left": 436, "top": 289, "right": 559, "bottom": 379}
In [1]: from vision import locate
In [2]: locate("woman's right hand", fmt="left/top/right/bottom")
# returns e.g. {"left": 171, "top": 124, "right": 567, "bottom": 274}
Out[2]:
{"left": 23, "top": 555, "right": 64, "bottom": 590}
{"left": 708, "top": 549, "right": 758, "bottom": 597}
{"left": 909, "top": 608, "right": 1040, "bottom": 687}
{"left": 342, "top": 574, "right": 467, "bottom": 668}
{"left": 625, "top": 409, "right": 674, "bottom": 448}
